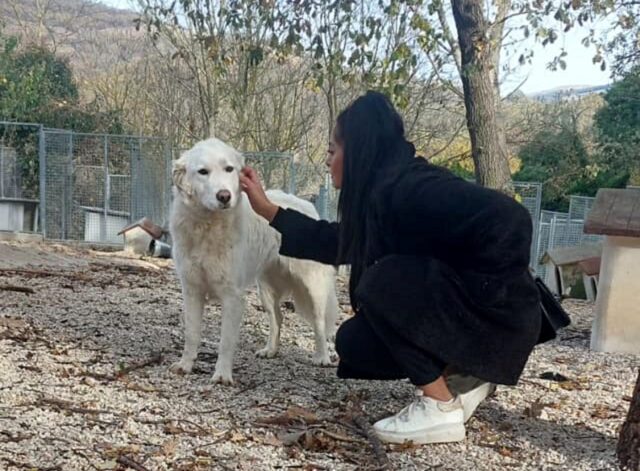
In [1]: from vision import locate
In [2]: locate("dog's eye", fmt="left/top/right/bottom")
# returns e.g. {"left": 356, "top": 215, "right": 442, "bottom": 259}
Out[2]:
{"left": 224, "top": 166, "right": 235, "bottom": 173}
{"left": 198, "top": 169, "right": 209, "bottom": 175}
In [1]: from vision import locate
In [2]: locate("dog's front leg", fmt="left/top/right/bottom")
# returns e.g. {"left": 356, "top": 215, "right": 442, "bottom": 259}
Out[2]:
{"left": 212, "top": 292, "right": 245, "bottom": 385}
{"left": 170, "top": 286, "right": 205, "bottom": 375}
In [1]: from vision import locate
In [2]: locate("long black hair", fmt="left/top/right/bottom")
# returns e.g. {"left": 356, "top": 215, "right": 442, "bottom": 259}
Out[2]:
{"left": 335, "top": 91, "right": 415, "bottom": 298}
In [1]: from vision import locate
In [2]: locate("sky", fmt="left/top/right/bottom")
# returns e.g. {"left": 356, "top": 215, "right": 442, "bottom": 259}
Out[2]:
{"left": 99, "top": 0, "right": 613, "bottom": 95}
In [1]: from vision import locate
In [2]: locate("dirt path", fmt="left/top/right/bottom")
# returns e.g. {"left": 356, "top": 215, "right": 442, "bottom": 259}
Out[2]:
{"left": 0, "top": 241, "right": 636, "bottom": 470}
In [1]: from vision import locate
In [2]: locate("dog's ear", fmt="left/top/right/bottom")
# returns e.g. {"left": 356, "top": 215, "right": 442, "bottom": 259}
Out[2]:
{"left": 172, "top": 160, "right": 192, "bottom": 197}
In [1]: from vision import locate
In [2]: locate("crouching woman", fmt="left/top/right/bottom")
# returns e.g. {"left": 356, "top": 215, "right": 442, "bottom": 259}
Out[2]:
{"left": 240, "top": 91, "right": 540, "bottom": 445}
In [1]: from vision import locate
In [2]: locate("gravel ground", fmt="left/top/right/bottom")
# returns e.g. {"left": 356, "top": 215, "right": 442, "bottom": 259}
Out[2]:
{"left": 0, "top": 241, "right": 637, "bottom": 471}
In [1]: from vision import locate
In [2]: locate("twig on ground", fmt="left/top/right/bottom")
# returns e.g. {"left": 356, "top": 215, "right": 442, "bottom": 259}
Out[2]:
{"left": 116, "top": 455, "right": 150, "bottom": 471}
{"left": 351, "top": 415, "right": 390, "bottom": 470}
{"left": 192, "top": 431, "right": 233, "bottom": 449}
{"left": 0, "top": 267, "right": 90, "bottom": 281}
{"left": 0, "top": 430, "right": 33, "bottom": 443}
{"left": 36, "top": 397, "right": 115, "bottom": 416}
{"left": 116, "top": 351, "right": 163, "bottom": 377}
{"left": 77, "top": 351, "right": 163, "bottom": 382}
{"left": 1, "top": 457, "right": 61, "bottom": 470}
{"left": 0, "top": 285, "right": 34, "bottom": 294}
{"left": 306, "top": 425, "right": 366, "bottom": 444}
{"left": 136, "top": 417, "right": 214, "bottom": 436}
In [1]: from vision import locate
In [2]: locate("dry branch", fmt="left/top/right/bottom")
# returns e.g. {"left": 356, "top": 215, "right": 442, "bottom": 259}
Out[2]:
{"left": 0, "top": 285, "right": 35, "bottom": 294}
{"left": 116, "top": 351, "right": 163, "bottom": 377}
{"left": 1, "top": 457, "right": 61, "bottom": 470}
{"left": 116, "top": 455, "right": 150, "bottom": 471}
{"left": 351, "top": 414, "right": 390, "bottom": 470}
{"left": 0, "top": 268, "right": 90, "bottom": 281}
{"left": 37, "top": 397, "right": 114, "bottom": 416}
{"left": 77, "top": 351, "right": 163, "bottom": 382}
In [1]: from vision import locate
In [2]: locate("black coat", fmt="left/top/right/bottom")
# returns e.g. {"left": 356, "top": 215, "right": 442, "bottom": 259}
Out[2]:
{"left": 270, "top": 158, "right": 540, "bottom": 385}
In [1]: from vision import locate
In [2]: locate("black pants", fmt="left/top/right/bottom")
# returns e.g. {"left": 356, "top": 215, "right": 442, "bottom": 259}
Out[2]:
{"left": 335, "top": 311, "right": 446, "bottom": 386}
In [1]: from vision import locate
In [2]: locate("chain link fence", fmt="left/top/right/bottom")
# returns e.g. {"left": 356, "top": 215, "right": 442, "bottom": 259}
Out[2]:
{"left": 0, "top": 119, "right": 607, "bottom": 269}
{"left": 41, "top": 130, "right": 171, "bottom": 244}
{"left": 0, "top": 122, "right": 41, "bottom": 232}
{"left": 514, "top": 181, "right": 543, "bottom": 269}
{"left": 533, "top": 195, "right": 602, "bottom": 279}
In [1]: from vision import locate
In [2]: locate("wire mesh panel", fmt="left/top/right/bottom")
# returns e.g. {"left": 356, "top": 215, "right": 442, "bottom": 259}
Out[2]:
{"left": 42, "top": 131, "right": 171, "bottom": 244}
{"left": 42, "top": 130, "right": 72, "bottom": 239}
{"left": 514, "top": 181, "right": 542, "bottom": 269}
{"left": 293, "top": 162, "right": 325, "bottom": 201}
{"left": 0, "top": 123, "right": 42, "bottom": 233}
{"left": 533, "top": 202, "right": 603, "bottom": 279}
{"left": 244, "top": 152, "right": 293, "bottom": 193}
{"left": 568, "top": 195, "right": 594, "bottom": 220}
{"left": 0, "top": 146, "right": 19, "bottom": 198}
{"left": 131, "top": 138, "right": 171, "bottom": 228}
{"left": 0, "top": 123, "right": 40, "bottom": 201}
{"left": 534, "top": 211, "right": 569, "bottom": 278}
{"left": 568, "top": 195, "right": 602, "bottom": 246}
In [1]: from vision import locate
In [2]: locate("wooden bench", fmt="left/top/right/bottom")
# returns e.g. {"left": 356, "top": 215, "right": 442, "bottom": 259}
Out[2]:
{"left": 584, "top": 188, "right": 640, "bottom": 353}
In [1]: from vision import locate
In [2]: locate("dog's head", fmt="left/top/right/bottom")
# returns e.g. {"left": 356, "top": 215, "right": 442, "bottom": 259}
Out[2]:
{"left": 172, "top": 138, "right": 245, "bottom": 211}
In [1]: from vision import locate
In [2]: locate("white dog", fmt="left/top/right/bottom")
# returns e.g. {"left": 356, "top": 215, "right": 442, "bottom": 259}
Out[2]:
{"left": 168, "top": 138, "right": 339, "bottom": 385}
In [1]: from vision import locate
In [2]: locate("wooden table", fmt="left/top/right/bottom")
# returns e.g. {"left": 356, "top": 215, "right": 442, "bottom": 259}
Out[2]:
{"left": 584, "top": 188, "right": 640, "bottom": 353}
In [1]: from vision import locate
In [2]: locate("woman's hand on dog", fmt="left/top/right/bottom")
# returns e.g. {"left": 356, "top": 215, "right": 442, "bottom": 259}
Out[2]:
{"left": 240, "top": 167, "right": 279, "bottom": 222}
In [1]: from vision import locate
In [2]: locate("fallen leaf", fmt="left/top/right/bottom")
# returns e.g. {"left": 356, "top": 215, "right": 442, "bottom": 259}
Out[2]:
{"left": 229, "top": 430, "right": 245, "bottom": 442}
{"left": 498, "top": 446, "right": 514, "bottom": 458}
{"left": 161, "top": 438, "right": 178, "bottom": 458}
{"left": 262, "top": 433, "right": 281, "bottom": 446}
{"left": 164, "top": 422, "right": 182, "bottom": 435}
{"left": 278, "top": 430, "right": 306, "bottom": 446}
{"left": 524, "top": 399, "right": 549, "bottom": 418}
{"left": 256, "top": 406, "right": 318, "bottom": 426}
{"left": 391, "top": 441, "right": 419, "bottom": 452}
{"left": 591, "top": 404, "right": 617, "bottom": 419}
{"left": 559, "top": 380, "right": 587, "bottom": 391}
{"left": 0, "top": 317, "right": 29, "bottom": 330}
{"left": 102, "top": 444, "right": 141, "bottom": 458}
{"left": 95, "top": 459, "right": 118, "bottom": 470}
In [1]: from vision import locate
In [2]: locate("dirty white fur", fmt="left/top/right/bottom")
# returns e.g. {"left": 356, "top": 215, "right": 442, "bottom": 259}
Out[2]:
{"left": 169, "top": 138, "right": 339, "bottom": 385}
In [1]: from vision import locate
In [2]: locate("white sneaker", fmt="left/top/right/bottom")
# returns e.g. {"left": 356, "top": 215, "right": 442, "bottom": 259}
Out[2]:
{"left": 458, "top": 382, "right": 496, "bottom": 422}
{"left": 373, "top": 390, "right": 465, "bottom": 445}
{"left": 446, "top": 374, "right": 496, "bottom": 422}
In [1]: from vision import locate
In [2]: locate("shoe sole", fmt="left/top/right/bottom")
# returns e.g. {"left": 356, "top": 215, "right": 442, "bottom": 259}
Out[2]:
{"left": 374, "top": 423, "right": 466, "bottom": 445}
{"left": 462, "top": 383, "right": 497, "bottom": 423}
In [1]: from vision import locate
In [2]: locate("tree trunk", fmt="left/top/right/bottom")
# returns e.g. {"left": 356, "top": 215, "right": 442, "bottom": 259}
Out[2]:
{"left": 451, "top": 0, "right": 513, "bottom": 193}
{"left": 618, "top": 369, "right": 640, "bottom": 471}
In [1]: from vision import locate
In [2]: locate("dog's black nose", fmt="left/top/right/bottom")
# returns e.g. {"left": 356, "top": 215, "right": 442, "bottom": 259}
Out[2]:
{"left": 216, "top": 190, "right": 231, "bottom": 204}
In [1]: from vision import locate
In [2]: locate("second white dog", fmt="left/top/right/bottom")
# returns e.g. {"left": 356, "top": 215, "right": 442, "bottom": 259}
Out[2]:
{"left": 169, "top": 138, "right": 339, "bottom": 385}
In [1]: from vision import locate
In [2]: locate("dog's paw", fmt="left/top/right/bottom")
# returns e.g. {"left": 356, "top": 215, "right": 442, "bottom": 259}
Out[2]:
{"left": 312, "top": 353, "right": 336, "bottom": 367}
{"left": 211, "top": 369, "right": 234, "bottom": 386}
{"left": 169, "top": 359, "right": 193, "bottom": 375}
{"left": 255, "top": 347, "right": 278, "bottom": 359}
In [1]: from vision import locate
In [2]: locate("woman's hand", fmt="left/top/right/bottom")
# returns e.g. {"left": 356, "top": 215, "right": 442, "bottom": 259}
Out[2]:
{"left": 240, "top": 167, "right": 280, "bottom": 222}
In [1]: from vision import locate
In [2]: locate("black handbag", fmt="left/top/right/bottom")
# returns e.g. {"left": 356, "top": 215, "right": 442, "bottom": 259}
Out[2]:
{"left": 535, "top": 276, "right": 572, "bottom": 344}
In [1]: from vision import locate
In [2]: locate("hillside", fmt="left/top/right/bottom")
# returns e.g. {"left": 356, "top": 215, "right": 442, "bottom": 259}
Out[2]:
{"left": 0, "top": 0, "right": 143, "bottom": 65}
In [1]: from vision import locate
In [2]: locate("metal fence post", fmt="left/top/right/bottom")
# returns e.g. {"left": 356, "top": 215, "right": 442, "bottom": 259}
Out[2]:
{"left": 317, "top": 183, "right": 327, "bottom": 220}
{"left": 164, "top": 141, "right": 172, "bottom": 226}
{"left": 38, "top": 126, "right": 46, "bottom": 238}
{"left": 288, "top": 156, "right": 296, "bottom": 194}
{"left": 102, "top": 135, "right": 109, "bottom": 242}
